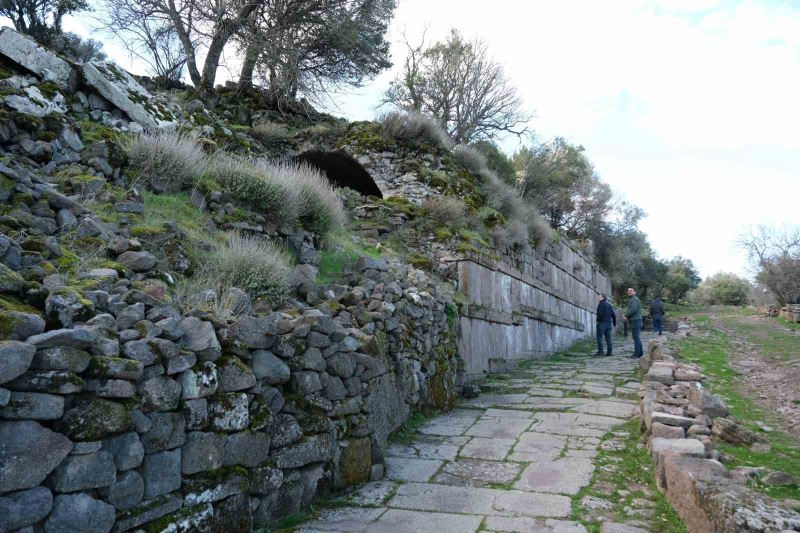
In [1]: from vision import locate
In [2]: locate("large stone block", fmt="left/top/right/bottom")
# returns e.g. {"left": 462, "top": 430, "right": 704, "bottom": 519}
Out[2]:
{"left": 0, "top": 486, "right": 53, "bottom": 531}
{"left": 688, "top": 386, "right": 729, "bottom": 418}
{"left": 44, "top": 493, "right": 115, "bottom": 533}
{"left": 0, "top": 28, "right": 75, "bottom": 89}
{"left": 0, "top": 340, "right": 35, "bottom": 384}
{"left": 182, "top": 431, "right": 226, "bottom": 474}
{"left": 0, "top": 420, "right": 73, "bottom": 492}
{"left": 142, "top": 449, "right": 182, "bottom": 498}
{"left": 224, "top": 431, "right": 271, "bottom": 467}
{"left": 48, "top": 450, "right": 116, "bottom": 493}
{"left": 141, "top": 412, "right": 185, "bottom": 452}
{"left": 56, "top": 398, "right": 133, "bottom": 442}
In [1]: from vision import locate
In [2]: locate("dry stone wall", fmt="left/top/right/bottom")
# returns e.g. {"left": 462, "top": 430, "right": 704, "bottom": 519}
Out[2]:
{"left": 638, "top": 336, "right": 800, "bottom": 533}
{"left": 453, "top": 239, "right": 611, "bottom": 376}
{"left": 0, "top": 256, "right": 459, "bottom": 532}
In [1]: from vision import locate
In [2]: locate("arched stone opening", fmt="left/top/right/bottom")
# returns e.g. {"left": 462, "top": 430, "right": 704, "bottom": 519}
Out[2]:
{"left": 296, "top": 150, "right": 383, "bottom": 198}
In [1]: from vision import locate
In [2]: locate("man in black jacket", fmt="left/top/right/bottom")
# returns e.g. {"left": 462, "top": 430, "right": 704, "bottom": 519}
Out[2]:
{"left": 650, "top": 297, "right": 665, "bottom": 336}
{"left": 595, "top": 294, "right": 617, "bottom": 356}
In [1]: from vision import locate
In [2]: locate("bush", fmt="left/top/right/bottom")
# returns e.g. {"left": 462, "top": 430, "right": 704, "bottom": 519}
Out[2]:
{"left": 378, "top": 110, "right": 452, "bottom": 149}
{"left": 125, "top": 132, "right": 207, "bottom": 192}
{"left": 480, "top": 168, "right": 551, "bottom": 246}
{"left": 208, "top": 154, "right": 299, "bottom": 226}
{"left": 251, "top": 121, "right": 289, "bottom": 145}
{"left": 252, "top": 159, "right": 345, "bottom": 234}
{"left": 422, "top": 196, "right": 467, "bottom": 226}
{"left": 691, "top": 273, "right": 752, "bottom": 306}
{"left": 204, "top": 233, "right": 293, "bottom": 301}
{"left": 453, "top": 144, "right": 488, "bottom": 175}
{"left": 51, "top": 32, "right": 107, "bottom": 63}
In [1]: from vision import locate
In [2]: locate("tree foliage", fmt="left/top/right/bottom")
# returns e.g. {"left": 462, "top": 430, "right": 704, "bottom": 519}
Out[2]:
{"left": 692, "top": 273, "right": 752, "bottom": 306}
{"left": 514, "top": 137, "right": 614, "bottom": 239}
{"left": 0, "top": 0, "right": 88, "bottom": 45}
{"left": 739, "top": 225, "right": 800, "bottom": 305}
{"left": 384, "top": 29, "right": 530, "bottom": 144}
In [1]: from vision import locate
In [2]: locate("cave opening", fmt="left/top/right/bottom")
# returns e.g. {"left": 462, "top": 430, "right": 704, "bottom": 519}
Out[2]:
{"left": 296, "top": 150, "right": 384, "bottom": 198}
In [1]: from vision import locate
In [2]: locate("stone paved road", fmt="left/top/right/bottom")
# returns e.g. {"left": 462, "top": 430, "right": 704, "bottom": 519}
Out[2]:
{"left": 295, "top": 333, "right": 654, "bottom": 533}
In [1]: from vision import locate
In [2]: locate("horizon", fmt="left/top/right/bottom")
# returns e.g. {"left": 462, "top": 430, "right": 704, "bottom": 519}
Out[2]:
{"left": 25, "top": 0, "right": 800, "bottom": 279}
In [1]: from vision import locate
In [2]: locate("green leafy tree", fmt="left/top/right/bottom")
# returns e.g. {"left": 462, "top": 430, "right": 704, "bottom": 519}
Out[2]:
{"left": 471, "top": 140, "right": 517, "bottom": 183}
{"left": 692, "top": 273, "right": 752, "bottom": 306}
{"left": 514, "top": 138, "right": 614, "bottom": 239}
{"left": 662, "top": 256, "right": 701, "bottom": 303}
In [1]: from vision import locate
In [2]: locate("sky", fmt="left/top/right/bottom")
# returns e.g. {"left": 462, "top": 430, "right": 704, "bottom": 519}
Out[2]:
{"left": 33, "top": 0, "right": 800, "bottom": 278}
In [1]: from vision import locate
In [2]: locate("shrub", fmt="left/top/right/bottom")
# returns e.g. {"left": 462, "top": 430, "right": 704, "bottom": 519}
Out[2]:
{"left": 481, "top": 168, "right": 551, "bottom": 246}
{"left": 253, "top": 159, "right": 345, "bottom": 234}
{"left": 453, "top": 144, "right": 488, "bottom": 175}
{"left": 378, "top": 110, "right": 453, "bottom": 149}
{"left": 251, "top": 121, "right": 289, "bottom": 145}
{"left": 125, "top": 132, "right": 207, "bottom": 192}
{"left": 691, "top": 273, "right": 751, "bottom": 306}
{"left": 422, "top": 196, "right": 467, "bottom": 226}
{"left": 208, "top": 154, "right": 299, "bottom": 226}
{"left": 204, "top": 232, "right": 293, "bottom": 301}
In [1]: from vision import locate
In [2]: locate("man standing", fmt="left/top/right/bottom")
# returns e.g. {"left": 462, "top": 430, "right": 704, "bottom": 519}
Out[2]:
{"left": 595, "top": 294, "right": 616, "bottom": 356}
{"left": 624, "top": 287, "right": 644, "bottom": 358}
{"left": 650, "top": 297, "right": 665, "bottom": 336}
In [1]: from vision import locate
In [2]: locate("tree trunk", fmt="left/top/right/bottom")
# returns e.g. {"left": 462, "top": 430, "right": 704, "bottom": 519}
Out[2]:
{"left": 167, "top": 1, "right": 201, "bottom": 88}
{"left": 198, "top": 3, "right": 259, "bottom": 94}
{"left": 236, "top": 42, "right": 259, "bottom": 93}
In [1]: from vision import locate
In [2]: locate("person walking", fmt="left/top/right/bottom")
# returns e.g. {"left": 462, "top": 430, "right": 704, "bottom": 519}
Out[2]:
{"left": 624, "top": 287, "right": 644, "bottom": 358}
{"left": 650, "top": 297, "right": 665, "bottom": 336}
{"left": 595, "top": 294, "right": 617, "bottom": 356}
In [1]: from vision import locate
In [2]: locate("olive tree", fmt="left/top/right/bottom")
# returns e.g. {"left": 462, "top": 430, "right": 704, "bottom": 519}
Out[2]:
{"left": 384, "top": 29, "right": 530, "bottom": 144}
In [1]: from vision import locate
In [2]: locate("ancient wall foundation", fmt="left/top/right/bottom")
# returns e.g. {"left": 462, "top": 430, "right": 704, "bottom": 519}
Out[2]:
{"left": 453, "top": 239, "right": 611, "bottom": 377}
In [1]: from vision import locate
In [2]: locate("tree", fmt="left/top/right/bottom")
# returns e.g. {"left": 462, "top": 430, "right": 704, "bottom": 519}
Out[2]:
{"left": 236, "top": 0, "right": 395, "bottom": 108}
{"left": 100, "top": 0, "right": 186, "bottom": 84}
{"left": 383, "top": 29, "right": 530, "bottom": 144}
{"left": 662, "top": 256, "right": 701, "bottom": 303}
{"left": 739, "top": 225, "right": 800, "bottom": 305}
{"left": 515, "top": 138, "right": 615, "bottom": 239}
{"left": 0, "top": 0, "right": 88, "bottom": 45}
{"left": 99, "top": 0, "right": 258, "bottom": 94}
{"left": 692, "top": 273, "right": 752, "bottom": 306}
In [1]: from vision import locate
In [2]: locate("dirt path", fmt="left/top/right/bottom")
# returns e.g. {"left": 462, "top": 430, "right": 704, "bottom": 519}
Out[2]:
{"left": 709, "top": 310, "right": 800, "bottom": 440}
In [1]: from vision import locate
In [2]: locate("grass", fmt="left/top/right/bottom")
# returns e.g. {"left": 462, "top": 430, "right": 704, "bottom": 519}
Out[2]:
{"left": 571, "top": 419, "right": 686, "bottom": 533}
{"left": 388, "top": 411, "right": 439, "bottom": 445}
{"left": 317, "top": 232, "right": 382, "bottom": 284}
{"left": 672, "top": 307, "right": 800, "bottom": 501}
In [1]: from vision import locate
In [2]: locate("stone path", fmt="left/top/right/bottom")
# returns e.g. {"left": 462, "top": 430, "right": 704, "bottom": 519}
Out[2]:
{"left": 294, "top": 334, "right": 656, "bottom": 533}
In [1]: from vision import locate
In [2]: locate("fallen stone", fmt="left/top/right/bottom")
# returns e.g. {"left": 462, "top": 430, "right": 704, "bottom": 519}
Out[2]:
{"left": 0, "top": 28, "right": 75, "bottom": 89}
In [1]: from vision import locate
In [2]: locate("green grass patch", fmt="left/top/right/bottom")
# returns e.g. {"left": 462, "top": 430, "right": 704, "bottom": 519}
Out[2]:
{"left": 317, "top": 231, "right": 382, "bottom": 284}
{"left": 388, "top": 410, "right": 438, "bottom": 445}
{"left": 673, "top": 308, "right": 800, "bottom": 501}
{"left": 571, "top": 419, "right": 685, "bottom": 533}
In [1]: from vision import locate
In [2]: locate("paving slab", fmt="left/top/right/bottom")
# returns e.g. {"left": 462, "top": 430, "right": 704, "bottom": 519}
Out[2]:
{"left": 484, "top": 516, "right": 588, "bottom": 533}
{"left": 514, "top": 457, "right": 596, "bottom": 495}
{"left": 459, "top": 437, "right": 514, "bottom": 460}
{"left": 367, "top": 509, "right": 483, "bottom": 532}
{"left": 466, "top": 417, "right": 532, "bottom": 439}
{"left": 385, "top": 457, "right": 443, "bottom": 482}
{"left": 432, "top": 457, "right": 521, "bottom": 487}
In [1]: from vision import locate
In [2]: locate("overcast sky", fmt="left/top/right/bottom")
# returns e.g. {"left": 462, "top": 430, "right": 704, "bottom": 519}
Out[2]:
{"left": 49, "top": 0, "right": 800, "bottom": 278}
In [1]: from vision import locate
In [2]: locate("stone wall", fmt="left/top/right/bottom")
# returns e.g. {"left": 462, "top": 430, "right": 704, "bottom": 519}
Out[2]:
{"left": 638, "top": 336, "right": 800, "bottom": 533}
{"left": 0, "top": 257, "right": 459, "bottom": 532}
{"left": 453, "top": 238, "right": 612, "bottom": 376}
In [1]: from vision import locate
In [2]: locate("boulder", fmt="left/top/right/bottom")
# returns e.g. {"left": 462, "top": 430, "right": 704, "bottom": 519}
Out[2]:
{"left": 712, "top": 417, "right": 762, "bottom": 445}
{"left": 81, "top": 61, "right": 173, "bottom": 128}
{"left": 142, "top": 449, "right": 182, "bottom": 499}
{"left": 688, "top": 386, "right": 729, "bottom": 418}
{"left": 0, "top": 486, "right": 53, "bottom": 531}
{"left": 48, "top": 450, "right": 117, "bottom": 492}
{"left": 26, "top": 328, "right": 95, "bottom": 349}
{"left": 56, "top": 398, "right": 133, "bottom": 441}
{"left": 0, "top": 28, "right": 75, "bottom": 89}
{"left": 0, "top": 309, "right": 45, "bottom": 340}
{"left": 181, "top": 431, "right": 226, "bottom": 475}
{"left": 230, "top": 315, "right": 276, "bottom": 349}
{"left": 251, "top": 350, "right": 290, "bottom": 384}
{"left": 137, "top": 375, "right": 181, "bottom": 411}
{"left": 208, "top": 393, "right": 250, "bottom": 432}
{"left": 117, "top": 250, "right": 157, "bottom": 272}
{"left": 101, "top": 469, "right": 143, "bottom": 511}
{"left": 0, "top": 420, "right": 73, "bottom": 492}
{"left": 181, "top": 317, "right": 221, "bottom": 361}
{"left": 44, "top": 493, "right": 115, "bottom": 533}
{"left": 0, "top": 340, "right": 35, "bottom": 384}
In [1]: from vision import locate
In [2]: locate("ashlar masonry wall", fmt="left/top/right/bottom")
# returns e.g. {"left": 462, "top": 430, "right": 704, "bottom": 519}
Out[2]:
{"left": 454, "top": 238, "right": 611, "bottom": 377}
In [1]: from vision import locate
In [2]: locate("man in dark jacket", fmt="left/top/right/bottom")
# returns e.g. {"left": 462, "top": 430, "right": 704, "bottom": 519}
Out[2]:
{"left": 650, "top": 297, "right": 665, "bottom": 336}
{"left": 624, "top": 287, "right": 644, "bottom": 358}
{"left": 595, "top": 294, "right": 616, "bottom": 356}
